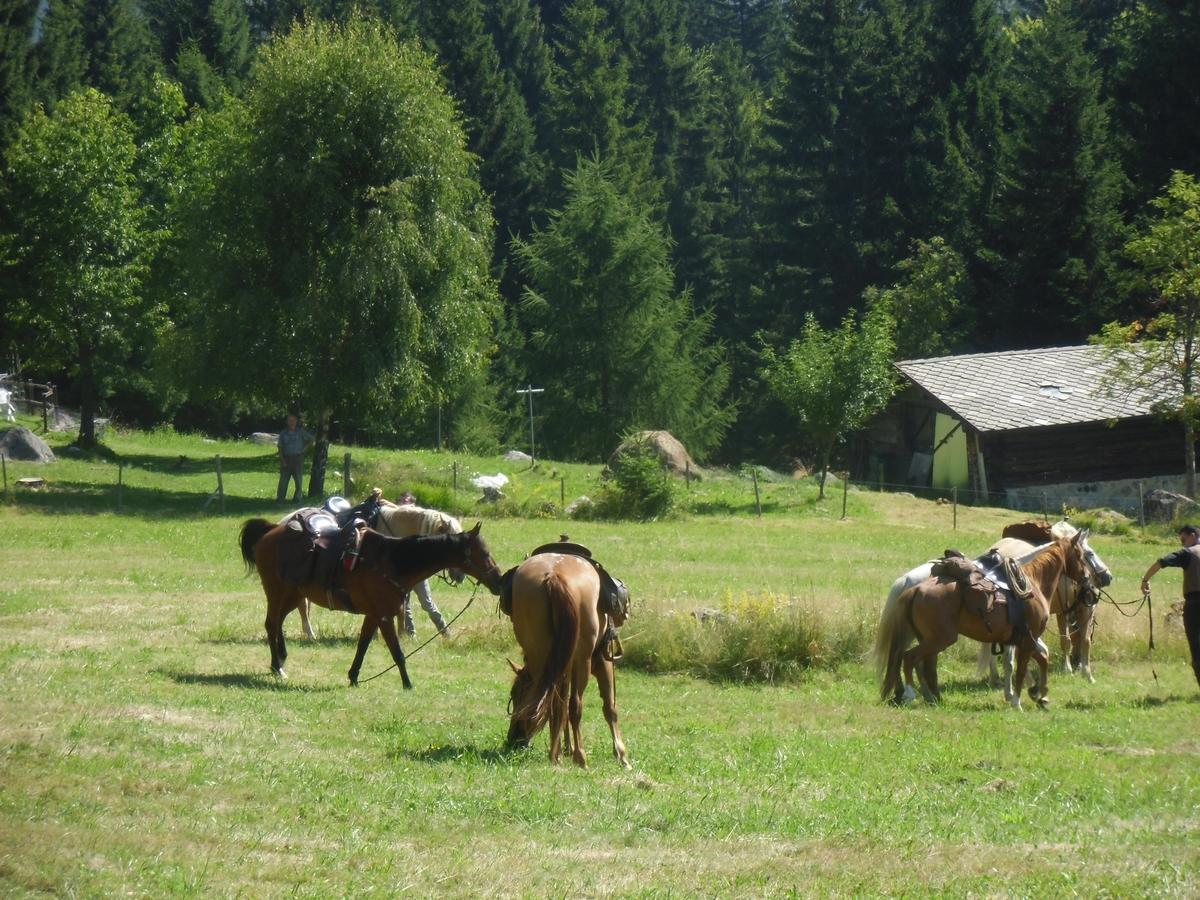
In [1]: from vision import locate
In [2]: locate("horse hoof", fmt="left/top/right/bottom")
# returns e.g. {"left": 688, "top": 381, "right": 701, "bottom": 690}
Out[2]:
{"left": 1037, "top": 697, "right": 1050, "bottom": 709}
{"left": 1083, "top": 670, "right": 1096, "bottom": 684}
{"left": 273, "top": 667, "right": 288, "bottom": 681}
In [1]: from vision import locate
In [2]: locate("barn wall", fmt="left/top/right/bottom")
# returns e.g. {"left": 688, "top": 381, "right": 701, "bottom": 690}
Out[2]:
{"left": 982, "top": 418, "right": 1187, "bottom": 489}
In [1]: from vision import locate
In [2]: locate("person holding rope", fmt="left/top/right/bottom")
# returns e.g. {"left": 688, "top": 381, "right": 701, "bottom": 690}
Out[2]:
{"left": 1140, "top": 523, "right": 1200, "bottom": 690}
{"left": 395, "top": 490, "right": 453, "bottom": 641}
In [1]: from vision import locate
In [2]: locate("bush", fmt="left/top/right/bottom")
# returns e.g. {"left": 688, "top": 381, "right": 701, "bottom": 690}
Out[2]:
{"left": 619, "top": 592, "right": 872, "bottom": 683}
{"left": 595, "top": 447, "right": 677, "bottom": 520}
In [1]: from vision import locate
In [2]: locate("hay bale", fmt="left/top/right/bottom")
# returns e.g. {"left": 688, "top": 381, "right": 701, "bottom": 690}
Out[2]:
{"left": 608, "top": 430, "right": 699, "bottom": 479}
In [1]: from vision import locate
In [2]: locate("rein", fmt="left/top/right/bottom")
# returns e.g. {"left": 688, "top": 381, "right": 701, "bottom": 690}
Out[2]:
{"left": 1095, "top": 585, "right": 1158, "bottom": 682}
{"left": 355, "top": 580, "right": 484, "bottom": 685}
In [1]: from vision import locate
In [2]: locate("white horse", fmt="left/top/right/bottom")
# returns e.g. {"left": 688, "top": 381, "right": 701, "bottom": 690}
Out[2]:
{"left": 979, "top": 523, "right": 1113, "bottom": 687}
{"left": 295, "top": 501, "right": 465, "bottom": 640}
{"left": 882, "top": 522, "right": 1112, "bottom": 700}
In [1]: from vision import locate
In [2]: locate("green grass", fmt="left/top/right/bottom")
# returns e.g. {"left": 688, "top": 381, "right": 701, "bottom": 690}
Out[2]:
{"left": 1, "top": 425, "right": 1198, "bottom": 895}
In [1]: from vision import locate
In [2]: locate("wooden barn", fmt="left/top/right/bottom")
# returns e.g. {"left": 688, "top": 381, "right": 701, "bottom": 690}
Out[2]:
{"left": 853, "top": 345, "right": 1189, "bottom": 510}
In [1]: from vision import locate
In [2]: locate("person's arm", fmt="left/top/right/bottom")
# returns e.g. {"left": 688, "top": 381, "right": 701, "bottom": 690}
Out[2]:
{"left": 1141, "top": 561, "right": 1162, "bottom": 596}
{"left": 1143, "top": 548, "right": 1191, "bottom": 594}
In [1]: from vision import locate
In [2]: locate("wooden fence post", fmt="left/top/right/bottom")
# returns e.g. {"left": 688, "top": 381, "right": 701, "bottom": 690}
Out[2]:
{"left": 952, "top": 486, "right": 958, "bottom": 530}
{"left": 343, "top": 452, "right": 351, "bottom": 498}
{"left": 1137, "top": 481, "right": 1145, "bottom": 528}
{"left": 215, "top": 455, "right": 225, "bottom": 514}
{"left": 560, "top": 476, "right": 565, "bottom": 509}
{"left": 117, "top": 463, "right": 123, "bottom": 512}
{"left": 841, "top": 474, "right": 849, "bottom": 520}
{"left": 752, "top": 467, "right": 762, "bottom": 517}
{"left": 2, "top": 455, "right": 7, "bottom": 498}
{"left": 453, "top": 460, "right": 458, "bottom": 494}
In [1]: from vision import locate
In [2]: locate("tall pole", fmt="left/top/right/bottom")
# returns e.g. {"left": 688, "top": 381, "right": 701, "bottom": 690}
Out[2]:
{"left": 515, "top": 385, "right": 544, "bottom": 464}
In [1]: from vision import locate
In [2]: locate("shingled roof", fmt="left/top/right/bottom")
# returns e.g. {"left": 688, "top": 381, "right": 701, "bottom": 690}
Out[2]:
{"left": 895, "top": 345, "right": 1163, "bottom": 433}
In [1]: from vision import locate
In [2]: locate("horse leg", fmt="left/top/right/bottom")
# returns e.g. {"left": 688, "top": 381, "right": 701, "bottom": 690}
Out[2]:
{"left": 547, "top": 683, "right": 567, "bottom": 765}
{"left": 1029, "top": 641, "right": 1051, "bottom": 709}
{"left": 1075, "top": 606, "right": 1096, "bottom": 683}
{"left": 348, "top": 618, "right": 379, "bottom": 687}
{"left": 299, "top": 597, "right": 316, "bottom": 640}
{"left": 921, "top": 654, "right": 942, "bottom": 703}
{"left": 377, "top": 617, "right": 414, "bottom": 690}
{"left": 566, "top": 655, "right": 592, "bottom": 770}
{"left": 1055, "top": 611, "right": 1073, "bottom": 674}
{"left": 592, "top": 652, "right": 631, "bottom": 769}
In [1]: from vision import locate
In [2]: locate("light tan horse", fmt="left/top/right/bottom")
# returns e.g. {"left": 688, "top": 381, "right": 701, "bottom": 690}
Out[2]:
{"left": 295, "top": 502, "right": 464, "bottom": 639}
{"left": 875, "top": 533, "right": 1094, "bottom": 710}
{"left": 505, "top": 553, "right": 631, "bottom": 768}
{"left": 983, "top": 521, "right": 1112, "bottom": 685}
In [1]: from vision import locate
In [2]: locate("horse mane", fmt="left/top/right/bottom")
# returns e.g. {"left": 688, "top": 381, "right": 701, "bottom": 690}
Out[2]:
{"left": 1021, "top": 536, "right": 1072, "bottom": 586}
{"left": 370, "top": 530, "right": 462, "bottom": 575}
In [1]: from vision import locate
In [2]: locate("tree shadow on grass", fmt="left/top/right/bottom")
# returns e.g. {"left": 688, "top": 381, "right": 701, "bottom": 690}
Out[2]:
{"left": 199, "top": 633, "right": 359, "bottom": 648}
{"left": 157, "top": 668, "right": 337, "bottom": 692}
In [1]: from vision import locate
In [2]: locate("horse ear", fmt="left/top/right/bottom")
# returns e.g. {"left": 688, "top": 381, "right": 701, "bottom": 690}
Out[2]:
{"left": 470, "top": 521, "right": 482, "bottom": 535}
{"left": 505, "top": 656, "right": 520, "bottom": 674}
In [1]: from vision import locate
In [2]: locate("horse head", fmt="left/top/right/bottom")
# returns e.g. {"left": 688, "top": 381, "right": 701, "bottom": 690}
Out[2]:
{"left": 1066, "top": 530, "right": 1099, "bottom": 606}
{"left": 505, "top": 659, "right": 536, "bottom": 749}
{"left": 455, "top": 523, "right": 504, "bottom": 595}
{"left": 435, "top": 514, "right": 467, "bottom": 585}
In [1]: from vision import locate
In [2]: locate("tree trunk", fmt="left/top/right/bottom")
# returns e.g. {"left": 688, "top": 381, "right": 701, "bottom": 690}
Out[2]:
{"left": 1186, "top": 420, "right": 1197, "bottom": 500}
{"left": 307, "top": 412, "right": 331, "bottom": 499}
{"left": 78, "top": 349, "right": 96, "bottom": 449}
{"left": 817, "top": 439, "right": 834, "bottom": 500}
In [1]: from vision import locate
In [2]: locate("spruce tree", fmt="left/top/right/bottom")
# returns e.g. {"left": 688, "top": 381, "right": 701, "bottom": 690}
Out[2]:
{"left": 515, "top": 156, "right": 733, "bottom": 460}
{"left": 983, "top": 4, "right": 1128, "bottom": 343}
{"left": 0, "top": 0, "right": 38, "bottom": 146}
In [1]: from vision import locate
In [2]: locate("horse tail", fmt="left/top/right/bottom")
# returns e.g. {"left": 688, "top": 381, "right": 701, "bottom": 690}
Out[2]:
{"left": 874, "top": 582, "right": 915, "bottom": 702}
{"left": 527, "top": 572, "right": 581, "bottom": 734}
{"left": 239, "top": 518, "right": 274, "bottom": 571}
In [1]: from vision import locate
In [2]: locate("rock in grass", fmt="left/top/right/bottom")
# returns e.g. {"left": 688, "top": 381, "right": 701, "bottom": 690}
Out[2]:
{"left": 0, "top": 426, "right": 55, "bottom": 462}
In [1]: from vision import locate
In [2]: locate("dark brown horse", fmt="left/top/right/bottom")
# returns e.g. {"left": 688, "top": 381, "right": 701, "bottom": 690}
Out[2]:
{"left": 505, "top": 553, "right": 631, "bottom": 768}
{"left": 240, "top": 519, "right": 502, "bottom": 687}
{"left": 875, "top": 533, "right": 1094, "bottom": 710}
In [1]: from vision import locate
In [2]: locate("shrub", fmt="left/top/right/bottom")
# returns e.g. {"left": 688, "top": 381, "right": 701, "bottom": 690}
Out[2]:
{"left": 619, "top": 592, "right": 873, "bottom": 683}
{"left": 595, "top": 447, "right": 677, "bottom": 520}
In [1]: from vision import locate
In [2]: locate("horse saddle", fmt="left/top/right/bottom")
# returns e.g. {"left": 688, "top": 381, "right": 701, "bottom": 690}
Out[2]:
{"left": 277, "top": 509, "right": 368, "bottom": 597}
{"left": 930, "top": 551, "right": 1025, "bottom": 639}
{"left": 497, "top": 541, "right": 631, "bottom": 627}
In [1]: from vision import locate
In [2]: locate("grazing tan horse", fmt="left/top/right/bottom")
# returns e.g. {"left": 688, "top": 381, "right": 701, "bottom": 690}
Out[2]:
{"left": 875, "top": 533, "right": 1094, "bottom": 709}
{"left": 240, "top": 519, "right": 502, "bottom": 687}
{"left": 505, "top": 553, "right": 631, "bottom": 769}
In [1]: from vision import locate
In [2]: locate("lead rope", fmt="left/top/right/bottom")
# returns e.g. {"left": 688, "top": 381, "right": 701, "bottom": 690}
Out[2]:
{"left": 356, "top": 581, "right": 483, "bottom": 685}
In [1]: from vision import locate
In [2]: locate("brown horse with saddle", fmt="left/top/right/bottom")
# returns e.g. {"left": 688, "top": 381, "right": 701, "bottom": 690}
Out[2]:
{"left": 240, "top": 511, "right": 503, "bottom": 687}
{"left": 875, "top": 531, "right": 1095, "bottom": 709}
{"left": 501, "top": 541, "right": 632, "bottom": 768}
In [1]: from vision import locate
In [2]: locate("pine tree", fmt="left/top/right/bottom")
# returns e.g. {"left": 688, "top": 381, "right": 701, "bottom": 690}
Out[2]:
{"left": 515, "top": 156, "right": 733, "bottom": 460}
{"left": 544, "top": 0, "right": 658, "bottom": 212}
{"left": 982, "top": 4, "right": 1128, "bottom": 344}
{"left": 414, "top": 0, "right": 543, "bottom": 257}
{"left": 0, "top": 0, "right": 38, "bottom": 146}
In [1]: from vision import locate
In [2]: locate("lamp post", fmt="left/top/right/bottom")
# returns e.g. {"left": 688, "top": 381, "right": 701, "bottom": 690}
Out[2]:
{"left": 515, "top": 384, "right": 544, "bottom": 464}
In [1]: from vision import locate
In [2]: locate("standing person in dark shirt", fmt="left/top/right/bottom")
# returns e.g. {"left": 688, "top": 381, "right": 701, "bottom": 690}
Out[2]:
{"left": 1141, "top": 523, "right": 1200, "bottom": 689}
{"left": 276, "top": 414, "right": 314, "bottom": 503}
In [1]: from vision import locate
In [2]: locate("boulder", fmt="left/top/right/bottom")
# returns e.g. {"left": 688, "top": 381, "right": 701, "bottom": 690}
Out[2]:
{"left": 504, "top": 449, "right": 532, "bottom": 462}
{"left": 0, "top": 427, "right": 55, "bottom": 462}
{"left": 608, "top": 430, "right": 699, "bottom": 479}
{"left": 250, "top": 432, "right": 278, "bottom": 445}
{"left": 1144, "top": 489, "right": 1198, "bottom": 522}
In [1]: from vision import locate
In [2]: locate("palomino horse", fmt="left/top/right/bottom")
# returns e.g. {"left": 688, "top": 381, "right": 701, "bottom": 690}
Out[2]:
{"left": 506, "top": 553, "right": 631, "bottom": 769}
{"left": 981, "top": 521, "right": 1113, "bottom": 686}
{"left": 295, "top": 502, "right": 465, "bottom": 640}
{"left": 240, "top": 519, "right": 502, "bottom": 686}
{"left": 875, "top": 532, "right": 1094, "bottom": 709}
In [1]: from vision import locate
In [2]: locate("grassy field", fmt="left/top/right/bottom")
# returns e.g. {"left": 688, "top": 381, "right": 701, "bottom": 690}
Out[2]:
{"left": 1, "top": 424, "right": 1198, "bottom": 896}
